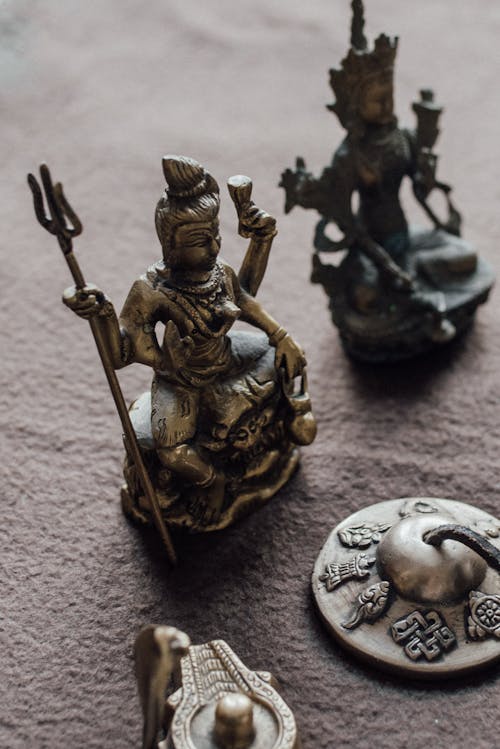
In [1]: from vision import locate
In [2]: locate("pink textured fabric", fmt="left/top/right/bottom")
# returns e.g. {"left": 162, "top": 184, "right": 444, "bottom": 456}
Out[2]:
{"left": 2, "top": 1, "right": 500, "bottom": 747}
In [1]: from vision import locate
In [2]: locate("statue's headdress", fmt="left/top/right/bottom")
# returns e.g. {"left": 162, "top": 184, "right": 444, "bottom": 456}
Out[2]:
{"left": 328, "top": 0, "right": 398, "bottom": 132}
{"left": 155, "top": 155, "right": 220, "bottom": 260}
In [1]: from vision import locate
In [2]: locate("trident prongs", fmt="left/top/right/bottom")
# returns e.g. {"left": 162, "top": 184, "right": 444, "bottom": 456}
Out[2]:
{"left": 26, "top": 162, "right": 177, "bottom": 564}
{"left": 27, "top": 164, "right": 82, "bottom": 253}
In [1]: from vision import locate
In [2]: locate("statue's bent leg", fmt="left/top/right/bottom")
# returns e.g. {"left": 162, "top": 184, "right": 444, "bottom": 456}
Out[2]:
{"left": 151, "top": 377, "right": 214, "bottom": 487}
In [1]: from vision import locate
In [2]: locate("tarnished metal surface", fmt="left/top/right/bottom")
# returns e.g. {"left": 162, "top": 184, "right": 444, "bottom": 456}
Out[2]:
{"left": 313, "top": 497, "right": 500, "bottom": 678}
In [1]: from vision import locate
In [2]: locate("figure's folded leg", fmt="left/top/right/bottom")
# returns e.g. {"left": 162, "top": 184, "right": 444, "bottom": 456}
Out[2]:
{"left": 151, "top": 377, "right": 212, "bottom": 485}
{"left": 151, "top": 376, "right": 225, "bottom": 519}
{"left": 412, "top": 228, "right": 477, "bottom": 282}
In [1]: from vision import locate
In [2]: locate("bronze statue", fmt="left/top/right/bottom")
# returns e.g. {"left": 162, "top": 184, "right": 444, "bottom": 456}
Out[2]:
{"left": 28, "top": 156, "right": 316, "bottom": 556}
{"left": 281, "top": 0, "right": 494, "bottom": 361}
{"left": 134, "top": 625, "right": 301, "bottom": 749}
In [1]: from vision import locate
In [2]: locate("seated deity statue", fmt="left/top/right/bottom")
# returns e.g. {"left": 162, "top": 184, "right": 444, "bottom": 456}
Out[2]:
{"left": 280, "top": 0, "right": 494, "bottom": 361}
{"left": 62, "top": 155, "right": 316, "bottom": 531}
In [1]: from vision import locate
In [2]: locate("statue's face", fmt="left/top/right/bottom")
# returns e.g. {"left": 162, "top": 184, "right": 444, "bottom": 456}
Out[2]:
{"left": 358, "top": 75, "right": 394, "bottom": 125}
{"left": 171, "top": 220, "right": 221, "bottom": 272}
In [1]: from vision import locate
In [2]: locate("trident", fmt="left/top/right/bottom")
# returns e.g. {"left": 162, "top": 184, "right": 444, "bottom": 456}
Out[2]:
{"left": 27, "top": 164, "right": 177, "bottom": 565}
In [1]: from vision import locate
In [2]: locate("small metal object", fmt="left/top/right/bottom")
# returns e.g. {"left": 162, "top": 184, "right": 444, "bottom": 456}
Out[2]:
{"left": 134, "top": 626, "right": 301, "bottom": 749}
{"left": 313, "top": 497, "right": 500, "bottom": 678}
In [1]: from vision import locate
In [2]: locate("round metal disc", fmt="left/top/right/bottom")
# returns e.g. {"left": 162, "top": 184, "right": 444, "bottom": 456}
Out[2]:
{"left": 312, "top": 497, "right": 500, "bottom": 679}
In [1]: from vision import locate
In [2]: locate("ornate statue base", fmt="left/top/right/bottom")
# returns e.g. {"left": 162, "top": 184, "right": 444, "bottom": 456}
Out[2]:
{"left": 313, "top": 228, "right": 494, "bottom": 365}
{"left": 121, "top": 331, "right": 312, "bottom": 532}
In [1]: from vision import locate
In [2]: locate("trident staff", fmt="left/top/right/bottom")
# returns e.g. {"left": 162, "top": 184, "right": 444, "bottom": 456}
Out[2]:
{"left": 27, "top": 164, "right": 177, "bottom": 565}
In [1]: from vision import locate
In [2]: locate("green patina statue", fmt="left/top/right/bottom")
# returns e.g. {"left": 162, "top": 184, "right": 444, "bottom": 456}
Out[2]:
{"left": 281, "top": 0, "right": 494, "bottom": 361}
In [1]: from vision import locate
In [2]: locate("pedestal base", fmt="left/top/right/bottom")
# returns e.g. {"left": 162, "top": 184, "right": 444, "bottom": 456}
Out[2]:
{"left": 119, "top": 332, "right": 312, "bottom": 532}
{"left": 313, "top": 228, "right": 495, "bottom": 362}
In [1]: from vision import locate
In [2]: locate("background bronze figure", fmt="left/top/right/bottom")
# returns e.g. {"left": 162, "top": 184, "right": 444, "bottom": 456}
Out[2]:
{"left": 281, "top": 0, "right": 494, "bottom": 361}
{"left": 134, "top": 625, "right": 301, "bottom": 749}
{"left": 29, "top": 155, "right": 316, "bottom": 541}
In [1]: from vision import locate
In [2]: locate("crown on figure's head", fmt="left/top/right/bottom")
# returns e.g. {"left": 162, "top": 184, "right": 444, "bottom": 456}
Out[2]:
{"left": 328, "top": 0, "right": 398, "bottom": 130}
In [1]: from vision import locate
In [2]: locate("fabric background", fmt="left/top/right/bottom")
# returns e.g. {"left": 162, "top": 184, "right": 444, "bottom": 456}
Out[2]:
{"left": 2, "top": 1, "right": 500, "bottom": 747}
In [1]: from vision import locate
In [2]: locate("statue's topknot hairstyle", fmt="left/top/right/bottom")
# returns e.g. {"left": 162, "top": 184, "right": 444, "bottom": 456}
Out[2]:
{"left": 155, "top": 155, "right": 220, "bottom": 260}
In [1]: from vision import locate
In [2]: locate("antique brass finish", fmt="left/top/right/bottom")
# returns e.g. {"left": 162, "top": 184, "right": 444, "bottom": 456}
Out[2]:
{"left": 213, "top": 693, "right": 255, "bottom": 749}
{"left": 313, "top": 498, "right": 500, "bottom": 678}
{"left": 134, "top": 626, "right": 301, "bottom": 749}
{"left": 27, "top": 165, "right": 177, "bottom": 564}
{"left": 28, "top": 156, "right": 316, "bottom": 541}
{"left": 280, "top": 0, "right": 494, "bottom": 361}
{"left": 135, "top": 626, "right": 191, "bottom": 749}
{"left": 377, "top": 514, "right": 487, "bottom": 603}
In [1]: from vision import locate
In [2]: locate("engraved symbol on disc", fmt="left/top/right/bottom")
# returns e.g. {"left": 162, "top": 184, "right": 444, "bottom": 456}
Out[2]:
{"left": 312, "top": 497, "right": 500, "bottom": 679}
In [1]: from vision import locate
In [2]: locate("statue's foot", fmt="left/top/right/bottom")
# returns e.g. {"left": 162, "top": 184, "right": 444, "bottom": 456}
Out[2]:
{"left": 187, "top": 472, "right": 226, "bottom": 525}
{"left": 204, "top": 472, "right": 226, "bottom": 520}
{"left": 429, "top": 317, "right": 456, "bottom": 343}
{"left": 157, "top": 468, "right": 180, "bottom": 503}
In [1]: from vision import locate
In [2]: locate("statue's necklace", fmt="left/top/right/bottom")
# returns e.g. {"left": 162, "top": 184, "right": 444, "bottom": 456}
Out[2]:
{"left": 165, "top": 262, "right": 223, "bottom": 297}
